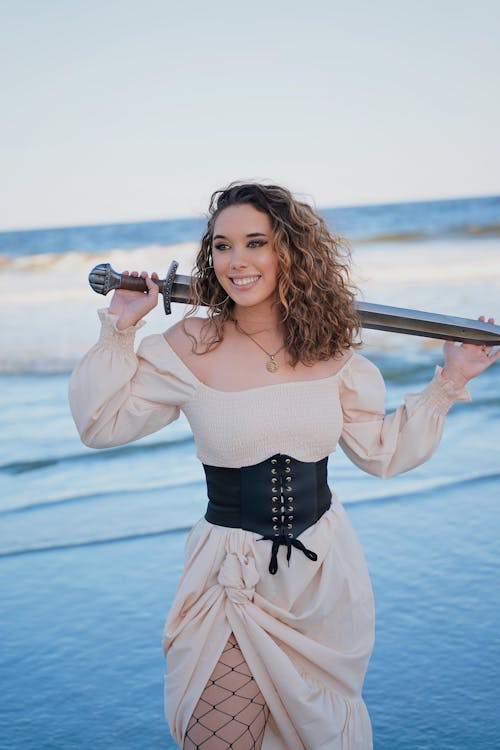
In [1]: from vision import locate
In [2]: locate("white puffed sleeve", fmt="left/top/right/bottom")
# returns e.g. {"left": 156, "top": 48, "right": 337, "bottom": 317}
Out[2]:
{"left": 338, "top": 353, "right": 471, "bottom": 478}
{"left": 68, "top": 308, "right": 196, "bottom": 448}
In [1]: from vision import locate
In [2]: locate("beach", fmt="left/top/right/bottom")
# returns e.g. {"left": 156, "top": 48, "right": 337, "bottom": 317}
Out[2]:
{"left": 1, "top": 196, "right": 499, "bottom": 749}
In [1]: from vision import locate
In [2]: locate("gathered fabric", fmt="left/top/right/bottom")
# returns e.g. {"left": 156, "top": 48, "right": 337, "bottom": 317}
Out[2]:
{"left": 68, "top": 308, "right": 472, "bottom": 749}
{"left": 163, "top": 500, "right": 375, "bottom": 749}
{"left": 217, "top": 548, "right": 260, "bottom": 605}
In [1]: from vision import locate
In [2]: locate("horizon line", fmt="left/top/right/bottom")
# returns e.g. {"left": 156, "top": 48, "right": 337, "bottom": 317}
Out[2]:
{"left": 1, "top": 190, "right": 498, "bottom": 235}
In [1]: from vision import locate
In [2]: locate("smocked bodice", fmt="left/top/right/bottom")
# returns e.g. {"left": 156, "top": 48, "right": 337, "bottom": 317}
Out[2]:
{"left": 68, "top": 309, "right": 471, "bottom": 479}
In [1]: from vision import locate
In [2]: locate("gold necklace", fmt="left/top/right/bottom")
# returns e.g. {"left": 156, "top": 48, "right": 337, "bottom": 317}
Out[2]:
{"left": 233, "top": 320, "right": 286, "bottom": 373}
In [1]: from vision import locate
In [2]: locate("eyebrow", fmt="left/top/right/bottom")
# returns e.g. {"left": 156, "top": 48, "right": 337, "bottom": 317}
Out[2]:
{"left": 213, "top": 232, "right": 268, "bottom": 240}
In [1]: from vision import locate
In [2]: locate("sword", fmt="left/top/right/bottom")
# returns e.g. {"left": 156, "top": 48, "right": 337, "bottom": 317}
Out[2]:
{"left": 88, "top": 261, "right": 500, "bottom": 346}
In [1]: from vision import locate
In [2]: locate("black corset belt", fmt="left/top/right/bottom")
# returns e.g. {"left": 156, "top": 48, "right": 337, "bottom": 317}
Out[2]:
{"left": 203, "top": 453, "right": 332, "bottom": 574}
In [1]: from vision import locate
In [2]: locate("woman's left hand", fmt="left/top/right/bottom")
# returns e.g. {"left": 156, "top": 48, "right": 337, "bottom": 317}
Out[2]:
{"left": 442, "top": 316, "right": 500, "bottom": 388}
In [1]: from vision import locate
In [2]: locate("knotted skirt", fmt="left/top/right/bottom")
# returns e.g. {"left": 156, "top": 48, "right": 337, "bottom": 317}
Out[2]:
{"left": 162, "top": 490, "right": 375, "bottom": 749}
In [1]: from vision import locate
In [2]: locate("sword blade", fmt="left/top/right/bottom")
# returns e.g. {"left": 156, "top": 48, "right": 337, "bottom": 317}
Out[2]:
{"left": 357, "top": 302, "right": 500, "bottom": 345}
{"left": 170, "top": 273, "right": 500, "bottom": 345}
{"left": 89, "top": 263, "right": 500, "bottom": 345}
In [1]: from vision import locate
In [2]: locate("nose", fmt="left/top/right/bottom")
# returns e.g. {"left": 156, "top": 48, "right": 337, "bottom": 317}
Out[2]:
{"left": 229, "top": 245, "right": 249, "bottom": 270}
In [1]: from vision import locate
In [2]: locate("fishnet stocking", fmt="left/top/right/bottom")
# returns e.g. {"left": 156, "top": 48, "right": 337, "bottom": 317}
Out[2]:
{"left": 183, "top": 633, "right": 269, "bottom": 750}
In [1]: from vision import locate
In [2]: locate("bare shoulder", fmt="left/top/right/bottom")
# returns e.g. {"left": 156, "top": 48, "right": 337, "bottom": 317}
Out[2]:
{"left": 331, "top": 347, "right": 356, "bottom": 373}
{"left": 163, "top": 317, "right": 211, "bottom": 358}
{"left": 338, "top": 348, "right": 382, "bottom": 378}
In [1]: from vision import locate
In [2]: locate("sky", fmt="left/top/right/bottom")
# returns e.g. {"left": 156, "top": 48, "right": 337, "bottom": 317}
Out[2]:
{"left": 1, "top": 0, "right": 499, "bottom": 231}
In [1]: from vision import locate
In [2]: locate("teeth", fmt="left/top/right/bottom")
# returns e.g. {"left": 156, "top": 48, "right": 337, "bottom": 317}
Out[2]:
{"left": 232, "top": 276, "right": 259, "bottom": 286}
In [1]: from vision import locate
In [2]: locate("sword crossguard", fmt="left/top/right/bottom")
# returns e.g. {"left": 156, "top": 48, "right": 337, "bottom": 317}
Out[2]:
{"left": 162, "top": 260, "right": 178, "bottom": 315}
{"left": 88, "top": 260, "right": 179, "bottom": 315}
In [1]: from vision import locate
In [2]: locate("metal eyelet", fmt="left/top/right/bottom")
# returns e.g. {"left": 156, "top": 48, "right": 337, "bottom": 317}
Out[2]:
{"left": 287, "top": 496, "right": 294, "bottom": 502}
{"left": 272, "top": 506, "right": 279, "bottom": 512}
{"left": 285, "top": 467, "right": 291, "bottom": 473}
{"left": 271, "top": 468, "right": 277, "bottom": 474}
{"left": 272, "top": 487, "right": 278, "bottom": 494}
{"left": 287, "top": 523, "right": 293, "bottom": 529}
{"left": 288, "top": 532, "right": 293, "bottom": 538}
{"left": 288, "top": 515, "right": 294, "bottom": 520}
{"left": 285, "top": 458, "right": 291, "bottom": 463}
{"left": 272, "top": 477, "right": 278, "bottom": 483}
{"left": 287, "top": 506, "right": 294, "bottom": 512}
{"left": 272, "top": 516, "right": 278, "bottom": 522}
{"left": 274, "top": 532, "right": 279, "bottom": 537}
{"left": 273, "top": 524, "right": 279, "bottom": 531}
{"left": 286, "top": 486, "right": 292, "bottom": 492}
{"left": 271, "top": 458, "right": 277, "bottom": 464}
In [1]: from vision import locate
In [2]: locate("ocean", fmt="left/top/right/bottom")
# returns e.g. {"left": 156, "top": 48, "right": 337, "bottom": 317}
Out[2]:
{"left": 1, "top": 195, "right": 499, "bottom": 749}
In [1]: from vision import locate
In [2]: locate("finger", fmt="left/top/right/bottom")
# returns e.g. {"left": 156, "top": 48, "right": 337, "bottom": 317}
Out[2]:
{"left": 483, "top": 348, "right": 500, "bottom": 366}
{"left": 443, "top": 340, "right": 457, "bottom": 353}
{"left": 145, "top": 275, "right": 159, "bottom": 293}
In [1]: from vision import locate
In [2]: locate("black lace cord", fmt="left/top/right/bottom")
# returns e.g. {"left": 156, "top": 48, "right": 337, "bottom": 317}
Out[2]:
{"left": 258, "top": 532, "right": 318, "bottom": 575}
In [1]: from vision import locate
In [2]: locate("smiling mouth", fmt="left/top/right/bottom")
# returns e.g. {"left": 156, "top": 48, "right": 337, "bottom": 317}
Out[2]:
{"left": 230, "top": 276, "right": 261, "bottom": 287}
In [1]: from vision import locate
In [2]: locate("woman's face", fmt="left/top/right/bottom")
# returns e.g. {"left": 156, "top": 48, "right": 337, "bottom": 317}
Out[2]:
{"left": 211, "top": 204, "right": 279, "bottom": 309}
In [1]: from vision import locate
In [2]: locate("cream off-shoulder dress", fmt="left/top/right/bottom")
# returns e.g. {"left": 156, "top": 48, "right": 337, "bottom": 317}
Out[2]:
{"left": 68, "top": 309, "right": 471, "bottom": 750}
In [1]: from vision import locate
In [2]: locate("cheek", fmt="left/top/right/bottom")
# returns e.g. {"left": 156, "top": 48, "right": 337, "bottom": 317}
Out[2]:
{"left": 212, "top": 256, "right": 228, "bottom": 286}
{"left": 212, "top": 253, "right": 226, "bottom": 273}
{"left": 266, "top": 254, "right": 280, "bottom": 281}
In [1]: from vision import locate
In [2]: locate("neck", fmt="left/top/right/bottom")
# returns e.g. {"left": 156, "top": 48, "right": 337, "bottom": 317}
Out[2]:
{"left": 232, "top": 301, "right": 282, "bottom": 335}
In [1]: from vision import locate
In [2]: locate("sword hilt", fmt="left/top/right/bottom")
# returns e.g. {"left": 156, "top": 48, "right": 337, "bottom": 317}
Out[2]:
{"left": 88, "top": 260, "right": 179, "bottom": 315}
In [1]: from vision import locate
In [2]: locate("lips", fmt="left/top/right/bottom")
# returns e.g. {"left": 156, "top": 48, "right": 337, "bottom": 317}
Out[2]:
{"left": 229, "top": 275, "right": 261, "bottom": 288}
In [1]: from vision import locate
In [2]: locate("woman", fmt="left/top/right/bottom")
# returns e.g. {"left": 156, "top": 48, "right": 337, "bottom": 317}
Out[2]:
{"left": 69, "top": 182, "right": 498, "bottom": 750}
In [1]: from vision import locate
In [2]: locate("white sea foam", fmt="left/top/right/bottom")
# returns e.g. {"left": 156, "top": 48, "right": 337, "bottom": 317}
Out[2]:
{"left": 2, "top": 238, "right": 499, "bottom": 372}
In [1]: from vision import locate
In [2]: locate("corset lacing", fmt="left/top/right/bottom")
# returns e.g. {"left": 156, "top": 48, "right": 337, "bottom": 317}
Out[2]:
{"left": 203, "top": 453, "right": 331, "bottom": 574}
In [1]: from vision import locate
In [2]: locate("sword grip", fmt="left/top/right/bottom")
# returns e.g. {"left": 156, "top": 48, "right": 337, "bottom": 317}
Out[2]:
{"left": 119, "top": 275, "right": 156, "bottom": 293}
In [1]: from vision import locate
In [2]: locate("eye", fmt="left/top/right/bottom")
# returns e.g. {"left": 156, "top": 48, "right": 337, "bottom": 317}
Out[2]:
{"left": 213, "top": 243, "right": 230, "bottom": 251}
{"left": 248, "top": 240, "right": 267, "bottom": 248}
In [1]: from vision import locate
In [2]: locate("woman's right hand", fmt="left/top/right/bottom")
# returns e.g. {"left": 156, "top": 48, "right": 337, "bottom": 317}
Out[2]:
{"left": 109, "top": 270, "right": 160, "bottom": 330}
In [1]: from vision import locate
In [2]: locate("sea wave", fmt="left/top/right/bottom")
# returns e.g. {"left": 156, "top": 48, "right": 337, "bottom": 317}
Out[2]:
{"left": 0, "top": 384, "right": 500, "bottom": 478}
{"left": 354, "top": 221, "right": 500, "bottom": 244}
{"left": 2, "top": 467, "right": 500, "bottom": 558}
{"left": 1, "top": 221, "right": 500, "bottom": 270}
{"left": 0, "top": 241, "right": 197, "bottom": 274}
{"left": 0, "top": 435, "right": 195, "bottom": 475}
{"left": 0, "top": 526, "right": 193, "bottom": 559}
{"left": 2, "top": 195, "right": 500, "bottom": 262}
{"left": 2, "top": 236, "right": 499, "bottom": 373}
{"left": 0, "top": 476, "right": 205, "bottom": 516}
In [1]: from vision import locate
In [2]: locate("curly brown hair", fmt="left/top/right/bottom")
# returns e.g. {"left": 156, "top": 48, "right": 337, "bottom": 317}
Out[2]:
{"left": 183, "top": 182, "right": 361, "bottom": 366}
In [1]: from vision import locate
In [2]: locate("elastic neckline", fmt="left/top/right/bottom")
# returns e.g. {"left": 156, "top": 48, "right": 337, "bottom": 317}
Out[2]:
{"left": 159, "top": 335, "right": 356, "bottom": 394}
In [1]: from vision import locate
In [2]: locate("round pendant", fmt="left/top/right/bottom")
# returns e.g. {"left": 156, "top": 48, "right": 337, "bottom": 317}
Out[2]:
{"left": 266, "top": 359, "right": 279, "bottom": 373}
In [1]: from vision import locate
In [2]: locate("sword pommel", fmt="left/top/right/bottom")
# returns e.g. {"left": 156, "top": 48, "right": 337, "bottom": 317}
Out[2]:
{"left": 88, "top": 263, "right": 119, "bottom": 296}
